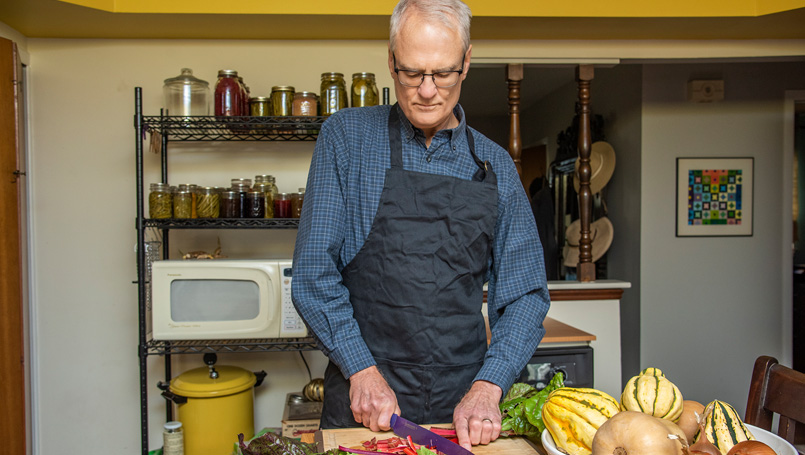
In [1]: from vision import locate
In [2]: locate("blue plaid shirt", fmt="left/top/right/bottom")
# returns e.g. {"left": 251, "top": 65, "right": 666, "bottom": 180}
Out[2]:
{"left": 292, "top": 104, "right": 550, "bottom": 394}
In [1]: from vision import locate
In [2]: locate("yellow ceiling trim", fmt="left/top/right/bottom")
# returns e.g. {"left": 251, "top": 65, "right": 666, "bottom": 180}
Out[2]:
{"left": 57, "top": 0, "right": 805, "bottom": 17}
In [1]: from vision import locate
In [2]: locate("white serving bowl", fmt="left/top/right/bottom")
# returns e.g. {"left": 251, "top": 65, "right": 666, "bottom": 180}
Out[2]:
{"left": 541, "top": 423, "right": 797, "bottom": 455}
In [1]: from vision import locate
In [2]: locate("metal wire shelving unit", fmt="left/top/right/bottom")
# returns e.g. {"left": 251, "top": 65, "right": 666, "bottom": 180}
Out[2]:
{"left": 134, "top": 88, "right": 322, "bottom": 455}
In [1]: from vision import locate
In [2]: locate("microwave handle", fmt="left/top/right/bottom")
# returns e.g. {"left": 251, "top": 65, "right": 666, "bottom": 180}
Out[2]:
{"left": 254, "top": 370, "right": 267, "bottom": 388}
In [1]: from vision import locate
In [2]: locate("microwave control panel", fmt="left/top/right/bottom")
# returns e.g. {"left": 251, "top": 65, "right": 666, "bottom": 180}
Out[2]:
{"left": 279, "top": 262, "right": 307, "bottom": 337}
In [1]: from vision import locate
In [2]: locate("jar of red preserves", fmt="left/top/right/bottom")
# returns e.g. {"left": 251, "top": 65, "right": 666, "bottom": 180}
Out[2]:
{"left": 214, "top": 70, "right": 242, "bottom": 118}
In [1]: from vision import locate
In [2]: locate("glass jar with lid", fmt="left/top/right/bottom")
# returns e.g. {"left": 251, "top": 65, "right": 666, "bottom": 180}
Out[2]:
{"left": 219, "top": 191, "right": 240, "bottom": 218}
{"left": 351, "top": 72, "right": 379, "bottom": 108}
{"left": 250, "top": 97, "right": 270, "bottom": 117}
{"left": 246, "top": 190, "right": 266, "bottom": 218}
{"left": 265, "top": 176, "right": 279, "bottom": 219}
{"left": 271, "top": 86, "right": 295, "bottom": 117}
{"left": 196, "top": 187, "right": 220, "bottom": 218}
{"left": 173, "top": 190, "right": 193, "bottom": 219}
{"left": 163, "top": 68, "right": 210, "bottom": 116}
{"left": 214, "top": 70, "right": 242, "bottom": 118}
{"left": 149, "top": 183, "right": 173, "bottom": 219}
{"left": 292, "top": 92, "right": 318, "bottom": 117}
{"left": 274, "top": 193, "right": 292, "bottom": 218}
{"left": 291, "top": 187, "right": 305, "bottom": 218}
{"left": 320, "top": 72, "right": 347, "bottom": 116}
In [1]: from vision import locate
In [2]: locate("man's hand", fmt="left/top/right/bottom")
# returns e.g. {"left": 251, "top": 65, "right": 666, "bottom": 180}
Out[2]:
{"left": 453, "top": 380, "right": 503, "bottom": 450}
{"left": 348, "top": 366, "right": 401, "bottom": 432}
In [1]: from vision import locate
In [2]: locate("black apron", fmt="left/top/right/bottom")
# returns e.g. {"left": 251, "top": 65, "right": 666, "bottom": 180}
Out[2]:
{"left": 320, "top": 105, "right": 498, "bottom": 428}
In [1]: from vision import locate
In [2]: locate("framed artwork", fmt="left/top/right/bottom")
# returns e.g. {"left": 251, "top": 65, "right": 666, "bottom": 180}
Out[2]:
{"left": 676, "top": 157, "right": 754, "bottom": 237}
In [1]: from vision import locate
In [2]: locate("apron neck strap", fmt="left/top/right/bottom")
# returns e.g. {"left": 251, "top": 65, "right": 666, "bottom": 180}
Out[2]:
{"left": 388, "top": 104, "right": 490, "bottom": 180}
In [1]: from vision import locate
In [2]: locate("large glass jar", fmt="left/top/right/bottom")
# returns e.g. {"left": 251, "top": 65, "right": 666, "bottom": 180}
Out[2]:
{"left": 320, "top": 72, "right": 347, "bottom": 116}
{"left": 291, "top": 188, "right": 305, "bottom": 218}
{"left": 265, "top": 176, "right": 279, "bottom": 219}
{"left": 214, "top": 70, "right": 242, "bottom": 118}
{"left": 232, "top": 183, "right": 250, "bottom": 218}
{"left": 149, "top": 183, "right": 173, "bottom": 219}
{"left": 163, "top": 68, "right": 209, "bottom": 116}
{"left": 196, "top": 187, "right": 220, "bottom": 218}
{"left": 271, "top": 86, "right": 295, "bottom": 116}
{"left": 351, "top": 72, "right": 379, "bottom": 108}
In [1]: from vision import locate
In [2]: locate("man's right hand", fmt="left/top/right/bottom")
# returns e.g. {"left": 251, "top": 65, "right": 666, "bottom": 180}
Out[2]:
{"left": 348, "top": 366, "right": 400, "bottom": 432}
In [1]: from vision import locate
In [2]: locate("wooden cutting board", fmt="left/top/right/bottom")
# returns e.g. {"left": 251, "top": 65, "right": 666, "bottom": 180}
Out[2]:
{"left": 316, "top": 427, "right": 542, "bottom": 454}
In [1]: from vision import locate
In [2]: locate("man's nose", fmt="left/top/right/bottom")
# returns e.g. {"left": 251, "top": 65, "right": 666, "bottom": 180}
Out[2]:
{"left": 417, "top": 75, "right": 438, "bottom": 98}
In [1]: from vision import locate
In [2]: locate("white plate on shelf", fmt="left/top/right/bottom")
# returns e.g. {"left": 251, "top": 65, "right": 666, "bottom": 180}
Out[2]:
{"left": 540, "top": 423, "right": 797, "bottom": 455}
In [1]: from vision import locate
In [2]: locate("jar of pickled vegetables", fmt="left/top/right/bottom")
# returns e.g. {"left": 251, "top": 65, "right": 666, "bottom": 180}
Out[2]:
{"left": 264, "top": 176, "right": 279, "bottom": 219}
{"left": 271, "top": 86, "right": 295, "bottom": 117}
{"left": 173, "top": 190, "right": 193, "bottom": 219}
{"left": 149, "top": 183, "right": 173, "bottom": 219}
{"left": 352, "top": 72, "right": 378, "bottom": 108}
{"left": 196, "top": 187, "right": 220, "bottom": 218}
{"left": 250, "top": 97, "right": 270, "bottom": 117}
{"left": 320, "top": 72, "right": 347, "bottom": 116}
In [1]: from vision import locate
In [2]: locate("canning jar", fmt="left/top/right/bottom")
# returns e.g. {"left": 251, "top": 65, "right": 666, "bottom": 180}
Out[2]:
{"left": 250, "top": 97, "right": 270, "bottom": 117}
{"left": 246, "top": 190, "right": 266, "bottom": 218}
{"left": 271, "top": 86, "right": 295, "bottom": 117}
{"left": 231, "top": 178, "right": 252, "bottom": 189}
{"left": 173, "top": 190, "right": 193, "bottom": 219}
{"left": 265, "top": 176, "right": 278, "bottom": 218}
{"left": 352, "top": 72, "right": 379, "bottom": 108}
{"left": 274, "top": 192, "right": 292, "bottom": 218}
{"left": 197, "top": 187, "right": 220, "bottom": 219}
{"left": 163, "top": 68, "right": 209, "bottom": 116}
{"left": 320, "top": 72, "right": 347, "bottom": 116}
{"left": 214, "top": 70, "right": 242, "bottom": 118}
{"left": 163, "top": 421, "right": 184, "bottom": 455}
{"left": 291, "top": 188, "right": 305, "bottom": 218}
{"left": 219, "top": 191, "right": 240, "bottom": 218}
{"left": 292, "top": 92, "right": 318, "bottom": 116}
{"left": 149, "top": 183, "right": 173, "bottom": 219}
{"left": 232, "top": 183, "right": 250, "bottom": 218}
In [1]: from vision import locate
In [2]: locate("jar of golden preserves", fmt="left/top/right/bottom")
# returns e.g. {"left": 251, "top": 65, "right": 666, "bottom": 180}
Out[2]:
{"left": 351, "top": 72, "right": 378, "bottom": 108}
{"left": 320, "top": 72, "right": 347, "bottom": 116}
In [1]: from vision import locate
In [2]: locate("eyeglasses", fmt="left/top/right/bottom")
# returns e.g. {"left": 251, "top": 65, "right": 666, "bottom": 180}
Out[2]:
{"left": 393, "top": 53, "right": 465, "bottom": 88}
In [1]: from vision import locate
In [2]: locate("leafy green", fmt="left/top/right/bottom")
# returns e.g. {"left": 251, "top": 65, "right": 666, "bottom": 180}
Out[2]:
{"left": 503, "top": 382, "right": 536, "bottom": 402}
{"left": 416, "top": 447, "right": 438, "bottom": 455}
{"left": 499, "top": 372, "right": 565, "bottom": 437}
{"left": 238, "top": 432, "right": 345, "bottom": 455}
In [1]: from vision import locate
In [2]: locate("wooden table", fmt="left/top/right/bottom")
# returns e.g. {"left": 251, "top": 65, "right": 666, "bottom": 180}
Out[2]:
{"left": 316, "top": 427, "right": 542, "bottom": 454}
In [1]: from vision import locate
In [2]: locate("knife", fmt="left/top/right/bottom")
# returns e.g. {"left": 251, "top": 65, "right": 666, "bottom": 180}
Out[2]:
{"left": 390, "top": 414, "right": 475, "bottom": 455}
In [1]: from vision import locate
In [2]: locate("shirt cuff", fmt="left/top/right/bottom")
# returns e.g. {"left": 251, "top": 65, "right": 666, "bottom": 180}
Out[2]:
{"left": 473, "top": 359, "right": 521, "bottom": 398}
{"left": 327, "top": 337, "right": 377, "bottom": 379}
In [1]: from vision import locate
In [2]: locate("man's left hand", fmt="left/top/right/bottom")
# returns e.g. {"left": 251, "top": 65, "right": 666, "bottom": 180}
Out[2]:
{"left": 453, "top": 380, "right": 503, "bottom": 450}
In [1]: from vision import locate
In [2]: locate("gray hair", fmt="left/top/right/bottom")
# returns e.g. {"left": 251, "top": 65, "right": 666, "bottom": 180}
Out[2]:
{"left": 389, "top": 0, "right": 472, "bottom": 54}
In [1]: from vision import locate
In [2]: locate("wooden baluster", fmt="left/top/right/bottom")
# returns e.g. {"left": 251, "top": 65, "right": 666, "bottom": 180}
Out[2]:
{"left": 506, "top": 63, "right": 523, "bottom": 175}
{"left": 576, "top": 65, "right": 595, "bottom": 282}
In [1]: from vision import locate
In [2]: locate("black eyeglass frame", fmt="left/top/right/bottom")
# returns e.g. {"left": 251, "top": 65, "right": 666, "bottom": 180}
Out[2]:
{"left": 392, "top": 53, "right": 465, "bottom": 88}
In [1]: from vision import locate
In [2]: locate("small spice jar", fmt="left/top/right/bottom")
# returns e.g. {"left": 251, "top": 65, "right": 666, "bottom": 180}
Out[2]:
{"left": 291, "top": 188, "right": 305, "bottom": 218}
{"left": 149, "top": 183, "right": 173, "bottom": 219}
{"left": 173, "top": 190, "right": 193, "bottom": 219}
{"left": 292, "top": 92, "right": 318, "bottom": 116}
{"left": 249, "top": 97, "right": 270, "bottom": 116}
{"left": 352, "top": 72, "right": 379, "bottom": 108}
{"left": 270, "top": 86, "right": 295, "bottom": 116}
{"left": 320, "top": 72, "right": 347, "bottom": 116}
{"left": 274, "top": 192, "right": 292, "bottom": 218}
{"left": 163, "top": 421, "right": 184, "bottom": 455}
{"left": 196, "top": 187, "right": 220, "bottom": 218}
{"left": 219, "top": 191, "right": 240, "bottom": 218}
{"left": 246, "top": 190, "right": 266, "bottom": 218}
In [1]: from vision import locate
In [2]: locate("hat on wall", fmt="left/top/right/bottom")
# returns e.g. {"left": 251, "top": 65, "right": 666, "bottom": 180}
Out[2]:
{"left": 563, "top": 216, "right": 614, "bottom": 267}
{"left": 573, "top": 141, "right": 616, "bottom": 194}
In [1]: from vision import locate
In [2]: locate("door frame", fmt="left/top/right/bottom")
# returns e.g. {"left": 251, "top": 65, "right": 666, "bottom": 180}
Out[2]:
{"left": 782, "top": 90, "right": 805, "bottom": 368}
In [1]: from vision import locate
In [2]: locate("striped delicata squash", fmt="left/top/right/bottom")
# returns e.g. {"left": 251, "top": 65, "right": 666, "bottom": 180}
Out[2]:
{"left": 542, "top": 387, "right": 621, "bottom": 455}
{"left": 620, "top": 367, "right": 683, "bottom": 421}
{"left": 696, "top": 399, "right": 755, "bottom": 455}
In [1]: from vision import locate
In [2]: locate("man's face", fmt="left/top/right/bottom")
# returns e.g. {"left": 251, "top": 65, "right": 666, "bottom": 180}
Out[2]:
{"left": 388, "top": 13, "right": 471, "bottom": 134}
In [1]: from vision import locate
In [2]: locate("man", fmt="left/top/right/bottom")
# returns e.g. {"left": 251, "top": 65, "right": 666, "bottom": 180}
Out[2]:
{"left": 292, "top": 0, "right": 550, "bottom": 449}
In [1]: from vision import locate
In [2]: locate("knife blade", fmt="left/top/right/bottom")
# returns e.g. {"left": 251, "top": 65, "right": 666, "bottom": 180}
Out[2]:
{"left": 390, "top": 414, "right": 475, "bottom": 455}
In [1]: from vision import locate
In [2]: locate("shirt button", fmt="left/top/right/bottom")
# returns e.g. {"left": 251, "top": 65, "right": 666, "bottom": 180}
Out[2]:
{"left": 453, "top": 146, "right": 456, "bottom": 150}
{"left": 426, "top": 156, "right": 432, "bottom": 163}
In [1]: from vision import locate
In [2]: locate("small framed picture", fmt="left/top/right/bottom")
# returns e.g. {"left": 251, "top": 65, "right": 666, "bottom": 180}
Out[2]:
{"left": 676, "top": 157, "right": 754, "bottom": 237}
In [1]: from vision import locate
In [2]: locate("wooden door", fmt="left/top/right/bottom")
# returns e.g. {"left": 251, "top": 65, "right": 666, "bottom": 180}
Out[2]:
{"left": 0, "top": 37, "right": 27, "bottom": 455}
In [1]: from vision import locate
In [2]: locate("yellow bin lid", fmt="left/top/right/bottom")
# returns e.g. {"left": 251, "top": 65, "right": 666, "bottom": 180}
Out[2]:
{"left": 170, "top": 366, "right": 256, "bottom": 398}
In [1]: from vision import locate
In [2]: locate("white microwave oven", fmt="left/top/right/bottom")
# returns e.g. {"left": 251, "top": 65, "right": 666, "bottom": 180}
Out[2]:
{"left": 150, "top": 259, "right": 307, "bottom": 340}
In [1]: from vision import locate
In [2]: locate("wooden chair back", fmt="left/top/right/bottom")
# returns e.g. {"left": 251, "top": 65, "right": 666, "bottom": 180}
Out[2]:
{"left": 745, "top": 355, "right": 805, "bottom": 448}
